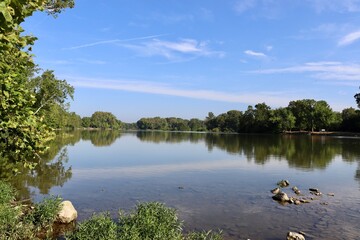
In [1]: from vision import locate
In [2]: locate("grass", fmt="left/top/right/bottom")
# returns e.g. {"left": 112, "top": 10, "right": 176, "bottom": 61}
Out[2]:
{"left": 1, "top": 181, "right": 223, "bottom": 240}
{"left": 0, "top": 181, "right": 62, "bottom": 240}
{"left": 66, "top": 202, "right": 223, "bottom": 240}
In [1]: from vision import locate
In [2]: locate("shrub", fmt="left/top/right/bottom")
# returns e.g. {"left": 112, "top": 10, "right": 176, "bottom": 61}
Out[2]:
{"left": 0, "top": 181, "right": 15, "bottom": 204}
{"left": 66, "top": 213, "right": 117, "bottom": 240}
{"left": 27, "top": 196, "right": 62, "bottom": 229}
{"left": 118, "top": 202, "right": 183, "bottom": 240}
{"left": 185, "top": 230, "right": 223, "bottom": 240}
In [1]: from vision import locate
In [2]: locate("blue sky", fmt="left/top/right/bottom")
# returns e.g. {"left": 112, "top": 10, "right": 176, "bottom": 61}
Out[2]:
{"left": 23, "top": 0, "right": 360, "bottom": 122}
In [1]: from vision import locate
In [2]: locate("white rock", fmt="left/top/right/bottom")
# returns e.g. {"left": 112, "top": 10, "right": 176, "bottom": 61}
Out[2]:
{"left": 57, "top": 200, "right": 78, "bottom": 223}
{"left": 287, "top": 232, "right": 305, "bottom": 240}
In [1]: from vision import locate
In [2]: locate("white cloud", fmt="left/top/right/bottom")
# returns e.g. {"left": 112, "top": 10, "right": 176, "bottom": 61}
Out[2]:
{"left": 234, "top": 0, "right": 257, "bottom": 13}
{"left": 121, "top": 38, "right": 225, "bottom": 60}
{"left": 63, "top": 34, "right": 168, "bottom": 50}
{"left": 256, "top": 61, "right": 360, "bottom": 82}
{"left": 338, "top": 30, "right": 360, "bottom": 46}
{"left": 65, "top": 76, "right": 291, "bottom": 106}
{"left": 244, "top": 50, "right": 267, "bottom": 58}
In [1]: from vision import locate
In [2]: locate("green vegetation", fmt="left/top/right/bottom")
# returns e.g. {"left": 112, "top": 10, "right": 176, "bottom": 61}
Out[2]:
{"left": 0, "top": 0, "right": 76, "bottom": 164}
{"left": 82, "top": 111, "right": 122, "bottom": 129}
{"left": 1, "top": 182, "right": 222, "bottom": 240}
{"left": 0, "top": 181, "right": 62, "bottom": 240}
{"left": 355, "top": 87, "right": 360, "bottom": 109}
{"left": 107, "top": 98, "right": 354, "bottom": 134}
{"left": 67, "top": 202, "right": 222, "bottom": 240}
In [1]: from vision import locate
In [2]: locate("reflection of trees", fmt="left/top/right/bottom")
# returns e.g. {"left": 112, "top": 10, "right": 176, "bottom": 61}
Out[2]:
{"left": 135, "top": 132, "right": 360, "bottom": 171}
{"left": 136, "top": 131, "right": 204, "bottom": 144}
{"left": 81, "top": 130, "right": 121, "bottom": 146}
{"left": 205, "top": 134, "right": 343, "bottom": 169}
{"left": 0, "top": 131, "right": 79, "bottom": 200}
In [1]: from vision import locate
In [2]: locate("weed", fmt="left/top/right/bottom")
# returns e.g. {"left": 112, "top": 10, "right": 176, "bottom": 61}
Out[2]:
{"left": 118, "top": 202, "right": 183, "bottom": 240}
{"left": 65, "top": 212, "right": 117, "bottom": 240}
{"left": 185, "top": 230, "right": 223, "bottom": 240}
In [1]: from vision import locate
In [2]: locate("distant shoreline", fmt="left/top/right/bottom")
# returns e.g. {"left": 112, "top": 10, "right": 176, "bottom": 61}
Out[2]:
{"left": 284, "top": 131, "right": 360, "bottom": 137}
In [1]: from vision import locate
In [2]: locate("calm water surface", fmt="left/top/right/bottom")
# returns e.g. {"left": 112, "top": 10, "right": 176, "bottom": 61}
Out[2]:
{"left": 7, "top": 131, "right": 360, "bottom": 239}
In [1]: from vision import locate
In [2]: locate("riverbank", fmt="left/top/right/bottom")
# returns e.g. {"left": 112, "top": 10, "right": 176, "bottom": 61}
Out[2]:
{"left": 284, "top": 131, "right": 360, "bottom": 137}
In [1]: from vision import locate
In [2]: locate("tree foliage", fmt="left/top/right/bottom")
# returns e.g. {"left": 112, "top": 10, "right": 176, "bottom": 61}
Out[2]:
{"left": 90, "top": 111, "right": 121, "bottom": 129}
{"left": 355, "top": 87, "right": 360, "bottom": 109}
{"left": 0, "top": 0, "right": 74, "bottom": 161}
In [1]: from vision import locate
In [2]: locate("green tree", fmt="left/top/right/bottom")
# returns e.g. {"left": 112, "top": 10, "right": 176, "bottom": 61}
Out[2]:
{"left": 90, "top": 111, "right": 121, "bottom": 129}
{"left": 355, "top": 87, "right": 360, "bottom": 109}
{"left": 224, "top": 110, "right": 242, "bottom": 133}
{"left": 81, "top": 117, "right": 91, "bottom": 128}
{"left": 288, "top": 99, "right": 316, "bottom": 131}
{"left": 0, "top": 0, "right": 74, "bottom": 161}
{"left": 28, "top": 70, "right": 74, "bottom": 115}
{"left": 254, "top": 103, "right": 272, "bottom": 132}
{"left": 240, "top": 106, "right": 255, "bottom": 132}
{"left": 341, "top": 108, "right": 360, "bottom": 132}
{"left": 270, "top": 107, "right": 295, "bottom": 132}
{"left": 188, "top": 118, "right": 206, "bottom": 131}
{"left": 313, "top": 100, "right": 334, "bottom": 130}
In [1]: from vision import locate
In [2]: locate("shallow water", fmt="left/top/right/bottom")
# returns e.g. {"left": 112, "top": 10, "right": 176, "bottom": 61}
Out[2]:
{"left": 6, "top": 131, "right": 360, "bottom": 239}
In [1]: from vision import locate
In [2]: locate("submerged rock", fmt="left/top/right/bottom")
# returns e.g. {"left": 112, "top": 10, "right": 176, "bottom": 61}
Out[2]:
{"left": 277, "top": 180, "right": 290, "bottom": 188}
{"left": 287, "top": 232, "right": 305, "bottom": 240}
{"left": 292, "top": 186, "right": 301, "bottom": 195}
{"left": 57, "top": 200, "right": 77, "bottom": 224}
{"left": 309, "top": 188, "right": 319, "bottom": 193}
{"left": 271, "top": 187, "right": 281, "bottom": 194}
{"left": 272, "top": 192, "right": 290, "bottom": 202}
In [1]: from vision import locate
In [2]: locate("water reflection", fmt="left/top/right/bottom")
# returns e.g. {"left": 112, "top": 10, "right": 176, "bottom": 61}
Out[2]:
{"left": 81, "top": 130, "right": 122, "bottom": 147}
{"left": 2, "top": 130, "right": 360, "bottom": 199}
{"left": 136, "top": 131, "right": 204, "bottom": 144}
{"left": 0, "top": 132, "right": 77, "bottom": 199}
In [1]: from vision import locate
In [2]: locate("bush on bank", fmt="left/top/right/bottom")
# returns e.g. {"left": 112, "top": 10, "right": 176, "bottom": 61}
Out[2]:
{"left": 0, "top": 181, "right": 222, "bottom": 240}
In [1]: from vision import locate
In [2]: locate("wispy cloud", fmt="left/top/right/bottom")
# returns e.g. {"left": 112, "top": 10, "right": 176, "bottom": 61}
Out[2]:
{"left": 256, "top": 61, "right": 360, "bottom": 82}
{"left": 66, "top": 76, "right": 291, "bottom": 106}
{"left": 265, "top": 45, "right": 273, "bottom": 51}
{"left": 244, "top": 50, "right": 267, "bottom": 58}
{"left": 63, "top": 34, "right": 168, "bottom": 50}
{"left": 121, "top": 38, "right": 225, "bottom": 60}
{"left": 338, "top": 30, "right": 360, "bottom": 46}
{"left": 234, "top": 0, "right": 257, "bottom": 13}
{"left": 307, "top": 0, "right": 360, "bottom": 13}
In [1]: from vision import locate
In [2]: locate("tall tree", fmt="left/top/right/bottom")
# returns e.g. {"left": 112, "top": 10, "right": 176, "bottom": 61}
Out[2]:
{"left": 355, "top": 87, "right": 360, "bottom": 109}
{"left": 270, "top": 107, "right": 295, "bottom": 132}
{"left": 288, "top": 99, "right": 316, "bottom": 131}
{"left": 29, "top": 70, "right": 74, "bottom": 115}
{"left": 90, "top": 111, "right": 121, "bottom": 129}
{"left": 0, "top": 0, "right": 74, "bottom": 161}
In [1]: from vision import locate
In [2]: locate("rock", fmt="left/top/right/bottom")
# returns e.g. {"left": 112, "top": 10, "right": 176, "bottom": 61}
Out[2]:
{"left": 300, "top": 199, "right": 311, "bottom": 203}
{"left": 57, "top": 200, "right": 77, "bottom": 224}
{"left": 292, "top": 186, "right": 301, "bottom": 195}
{"left": 271, "top": 187, "right": 281, "bottom": 194}
{"left": 272, "top": 192, "right": 289, "bottom": 202}
{"left": 309, "top": 188, "right": 319, "bottom": 193}
{"left": 294, "top": 200, "right": 301, "bottom": 205}
{"left": 287, "top": 231, "right": 305, "bottom": 240}
{"left": 277, "top": 180, "right": 290, "bottom": 187}
{"left": 327, "top": 193, "right": 335, "bottom": 197}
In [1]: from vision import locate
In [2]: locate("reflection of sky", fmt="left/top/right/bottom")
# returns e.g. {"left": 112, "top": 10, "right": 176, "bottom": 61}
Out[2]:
{"left": 46, "top": 133, "right": 360, "bottom": 240}
{"left": 67, "top": 134, "right": 229, "bottom": 169}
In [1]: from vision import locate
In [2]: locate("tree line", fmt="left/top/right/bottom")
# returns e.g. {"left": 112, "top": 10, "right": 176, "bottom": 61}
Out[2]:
{"left": 80, "top": 96, "right": 360, "bottom": 134}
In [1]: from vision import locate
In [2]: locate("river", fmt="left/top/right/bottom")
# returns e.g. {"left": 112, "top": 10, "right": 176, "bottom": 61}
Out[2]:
{"left": 5, "top": 130, "right": 360, "bottom": 239}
